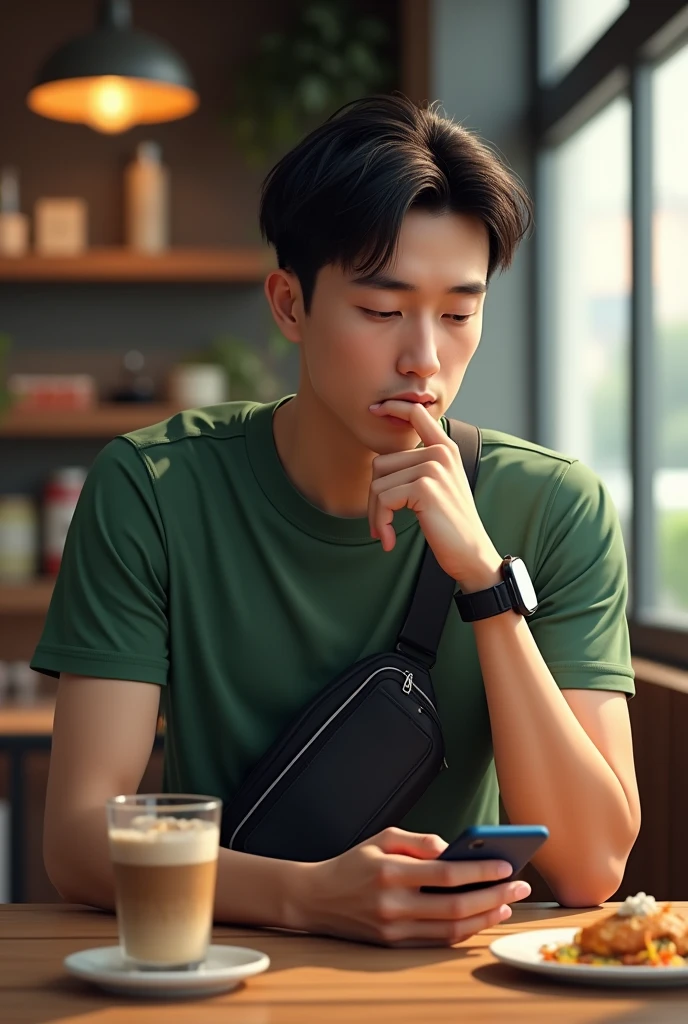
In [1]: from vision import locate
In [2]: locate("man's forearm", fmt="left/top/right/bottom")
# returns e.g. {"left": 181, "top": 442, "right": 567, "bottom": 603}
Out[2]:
{"left": 472, "top": 611, "right": 639, "bottom": 907}
{"left": 47, "top": 805, "right": 304, "bottom": 929}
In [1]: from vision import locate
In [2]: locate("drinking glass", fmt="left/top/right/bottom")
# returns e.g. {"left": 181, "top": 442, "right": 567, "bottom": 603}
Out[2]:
{"left": 106, "top": 794, "right": 221, "bottom": 970}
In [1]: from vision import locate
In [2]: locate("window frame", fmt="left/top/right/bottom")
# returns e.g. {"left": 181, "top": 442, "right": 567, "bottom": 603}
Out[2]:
{"left": 533, "top": 0, "right": 688, "bottom": 668}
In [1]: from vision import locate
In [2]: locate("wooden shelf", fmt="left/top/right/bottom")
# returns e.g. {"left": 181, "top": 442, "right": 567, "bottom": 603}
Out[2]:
{"left": 0, "top": 579, "right": 54, "bottom": 614}
{"left": 0, "top": 700, "right": 55, "bottom": 736}
{"left": 0, "top": 247, "right": 273, "bottom": 283}
{"left": 0, "top": 403, "right": 180, "bottom": 438}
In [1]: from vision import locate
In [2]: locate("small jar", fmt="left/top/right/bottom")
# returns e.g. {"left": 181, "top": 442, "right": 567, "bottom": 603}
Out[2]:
{"left": 0, "top": 495, "right": 38, "bottom": 581}
{"left": 43, "top": 468, "right": 87, "bottom": 575}
{"left": 169, "top": 363, "right": 228, "bottom": 408}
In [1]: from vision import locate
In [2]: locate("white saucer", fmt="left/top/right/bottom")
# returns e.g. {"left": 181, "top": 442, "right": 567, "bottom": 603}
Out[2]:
{"left": 64, "top": 944, "right": 270, "bottom": 999}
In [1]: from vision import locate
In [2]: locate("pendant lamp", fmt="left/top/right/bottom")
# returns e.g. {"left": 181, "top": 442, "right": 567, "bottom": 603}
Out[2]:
{"left": 27, "top": 0, "right": 199, "bottom": 134}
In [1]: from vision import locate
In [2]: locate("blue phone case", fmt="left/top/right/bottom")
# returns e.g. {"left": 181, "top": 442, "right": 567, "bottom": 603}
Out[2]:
{"left": 421, "top": 824, "right": 549, "bottom": 894}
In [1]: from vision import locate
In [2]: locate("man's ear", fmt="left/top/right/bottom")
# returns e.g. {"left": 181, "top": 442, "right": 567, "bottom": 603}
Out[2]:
{"left": 264, "top": 269, "right": 303, "bottom": 343}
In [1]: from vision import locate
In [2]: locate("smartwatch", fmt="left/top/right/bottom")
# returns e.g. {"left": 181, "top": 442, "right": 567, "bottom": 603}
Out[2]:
{"left": 454, "top": 555, "right": 538, "bottom": 623}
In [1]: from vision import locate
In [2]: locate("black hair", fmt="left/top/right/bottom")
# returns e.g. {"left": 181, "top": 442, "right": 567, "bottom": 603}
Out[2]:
{"left": 259, "top": 92, "right": 533, "bottom": 313}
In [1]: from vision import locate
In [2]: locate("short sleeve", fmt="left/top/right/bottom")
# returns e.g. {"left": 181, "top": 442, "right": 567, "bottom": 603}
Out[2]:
{"left": 529, "top": 459, "right": 635, "bottom": 697}
{"left": 31, "top": 438, "right": 169, "bottom": 685}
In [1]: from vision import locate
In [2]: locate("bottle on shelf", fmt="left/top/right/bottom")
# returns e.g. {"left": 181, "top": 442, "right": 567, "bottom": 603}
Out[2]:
{"left": 124, "top": 141, "right": 170, "bottom": 253}
{"left": 43, "top": 467, "right": 87, "bottom": 575}
{"left": 0, "top": 495, "right": 38, "bottom": 581}
{"left": 0, "top": 167, "right": 29, "bottom": 257}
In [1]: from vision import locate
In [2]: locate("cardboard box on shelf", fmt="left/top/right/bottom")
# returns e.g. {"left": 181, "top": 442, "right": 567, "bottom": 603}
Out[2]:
{"left": 8, "top": 373, "right": 97, "bottom": 411}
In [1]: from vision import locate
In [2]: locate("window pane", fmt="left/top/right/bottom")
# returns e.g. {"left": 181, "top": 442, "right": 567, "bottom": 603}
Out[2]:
{"left": 541, "top": 98, "right": 632, "bottom": 551}
{"left": 652, "top": 45, "right": 688, "bottom": 627}
{"left": 539, "top": 0, "right": 628, "bottom": 84}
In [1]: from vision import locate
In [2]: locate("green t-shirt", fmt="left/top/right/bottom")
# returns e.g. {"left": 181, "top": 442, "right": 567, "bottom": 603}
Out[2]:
{"left": 32, "top": 397, "right": 634, "bottom": 841}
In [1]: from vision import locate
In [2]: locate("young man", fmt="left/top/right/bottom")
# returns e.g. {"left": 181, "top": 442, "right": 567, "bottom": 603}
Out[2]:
{"left": 33, "top": 94, "right": 640, "bottom": 949}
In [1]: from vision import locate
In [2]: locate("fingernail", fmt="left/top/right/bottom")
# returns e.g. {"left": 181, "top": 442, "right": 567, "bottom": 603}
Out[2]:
{"left": 499, "top": 904, "right": 512, "bottom": 922}
{"left": 496, "top": 862, "right": 512, "bottom": 878}
{"left": 369, "top": 402, "right": 381, "bottom": 410}
{"left": 512, "top": 881, "right": 531, "bottom": 899}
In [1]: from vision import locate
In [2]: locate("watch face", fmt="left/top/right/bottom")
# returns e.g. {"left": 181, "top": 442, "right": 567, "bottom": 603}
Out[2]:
{"left": 508, "top": 557, "right": 538, "bottom": 614}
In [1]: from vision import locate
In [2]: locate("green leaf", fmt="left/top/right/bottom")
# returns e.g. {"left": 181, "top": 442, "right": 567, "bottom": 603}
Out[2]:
{"left": 303, "top": 2, "right": 343, "bottom": 45}
{"left": 298, "top": 74, "right": 331, "bottom": 113}
{"left": 225, "top": 0, "right": 393, "bottom": 167}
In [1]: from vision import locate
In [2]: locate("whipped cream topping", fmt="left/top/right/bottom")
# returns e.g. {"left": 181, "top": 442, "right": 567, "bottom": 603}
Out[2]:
{"left": 617, "top": 892, "right": 658, "bottom": 917}
{"left": 109, "top": 816, "right": 219, "bottom": 866}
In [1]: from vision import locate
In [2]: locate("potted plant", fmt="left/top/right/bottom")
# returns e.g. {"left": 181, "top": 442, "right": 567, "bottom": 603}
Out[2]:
{"left": 226, "top": 0, "right": 393, "bottom": 167}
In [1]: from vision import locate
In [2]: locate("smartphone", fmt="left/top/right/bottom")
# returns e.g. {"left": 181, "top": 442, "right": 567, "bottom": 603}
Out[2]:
{"left": 420, "top": 824, "right": 549, "bottom": 895}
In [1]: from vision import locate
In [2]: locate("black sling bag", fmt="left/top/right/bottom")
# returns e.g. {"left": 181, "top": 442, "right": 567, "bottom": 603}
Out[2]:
{"left": 220, "top": 419, "right": 482, "bottom": 862}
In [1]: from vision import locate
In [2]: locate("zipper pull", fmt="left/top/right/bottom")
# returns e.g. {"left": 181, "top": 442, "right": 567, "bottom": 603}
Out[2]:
{"left": 402, "top": 671, "right": 413, "bottom": 695}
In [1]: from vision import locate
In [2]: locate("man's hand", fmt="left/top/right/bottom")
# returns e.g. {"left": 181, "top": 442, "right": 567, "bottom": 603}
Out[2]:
{"left": 368, "top": 400, "right": 501, "bottom": 590}
{"left": 288, "top": 827, "right": 531, "bottom": 948}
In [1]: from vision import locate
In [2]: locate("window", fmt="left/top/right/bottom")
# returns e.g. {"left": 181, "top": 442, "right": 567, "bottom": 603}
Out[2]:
{"left": 653, "top": 44, "right": 688, "bottom": 627}
{"left": 540, "top": 98, "right": 632, "bottom": 544}
{"left": 536, "top": 0, "right": 688, "bottom": 663}
{"left": 539, "top": 0, "right": 629, "bottom": 85}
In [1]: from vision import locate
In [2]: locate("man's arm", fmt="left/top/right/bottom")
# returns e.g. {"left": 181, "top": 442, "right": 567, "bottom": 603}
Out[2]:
{"left": 43, "top": 673, "right": 303, "bottom": 923}
{"left": 470, "top": 608, "right": 640, "bottom": 907}
{"left": 45, "top": 673, "right": 533, "bottom": 945}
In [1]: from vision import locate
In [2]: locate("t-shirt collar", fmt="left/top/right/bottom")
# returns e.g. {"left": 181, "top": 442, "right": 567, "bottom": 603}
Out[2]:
{"left": 245, "top": 396, "right": 419, "bottom": 545}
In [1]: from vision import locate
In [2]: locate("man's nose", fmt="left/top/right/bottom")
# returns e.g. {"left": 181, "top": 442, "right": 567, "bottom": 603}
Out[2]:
{"left": 397, "top": 320, "right": 441, "bottom": 377}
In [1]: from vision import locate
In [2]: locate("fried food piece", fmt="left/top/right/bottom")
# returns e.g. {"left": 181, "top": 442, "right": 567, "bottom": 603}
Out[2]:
{"left": 578, "top": 907, "right": 688, "bottom": 957}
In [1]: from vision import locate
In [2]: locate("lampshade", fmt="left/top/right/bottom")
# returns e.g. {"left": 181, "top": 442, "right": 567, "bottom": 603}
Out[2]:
{"left": 27, "top": 0, "right": 199, "bottom": 134}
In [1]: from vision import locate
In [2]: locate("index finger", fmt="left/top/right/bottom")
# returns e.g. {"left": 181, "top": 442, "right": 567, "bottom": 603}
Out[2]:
{"left": 372, "top": 400, "right": 450, "bottom": 449}
{"left": 379, "top": 854, "right": 512, "bottom": 890}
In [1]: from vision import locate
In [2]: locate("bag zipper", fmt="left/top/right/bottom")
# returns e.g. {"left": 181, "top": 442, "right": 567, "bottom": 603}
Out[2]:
{"left": 402, "top": 671, "right": 448, "bottom": 770}
{"left": 401, "top": 671, "right": 439, "bottom": 719}
{"left": 229, "top": 665, "right": 440, "bottom": 849}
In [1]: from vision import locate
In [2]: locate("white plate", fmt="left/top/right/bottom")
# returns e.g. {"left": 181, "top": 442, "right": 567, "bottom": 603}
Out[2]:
{"left": 490, "top": 928, "right": 688, "bottom": 988}
{"left": 64, "top": 944, "right": 270, "bottom": 999}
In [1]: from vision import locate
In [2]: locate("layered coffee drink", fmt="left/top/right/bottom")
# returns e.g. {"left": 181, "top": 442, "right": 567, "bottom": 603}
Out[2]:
{"left": 109, "top": 813, "right": 220, "bottom": 969}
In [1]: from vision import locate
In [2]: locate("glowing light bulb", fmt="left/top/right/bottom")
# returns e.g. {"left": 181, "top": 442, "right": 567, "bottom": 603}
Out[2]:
{"left": 86, "top": 77, "right": 135, "bottom": 133}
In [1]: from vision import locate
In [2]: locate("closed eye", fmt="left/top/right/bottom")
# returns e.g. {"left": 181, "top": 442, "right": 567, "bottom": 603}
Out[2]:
{"left": 361, "top": 308, "right": 401, "bottom": 319}
{"left": 361, "top": 308, "right": 472, "bottom": 324}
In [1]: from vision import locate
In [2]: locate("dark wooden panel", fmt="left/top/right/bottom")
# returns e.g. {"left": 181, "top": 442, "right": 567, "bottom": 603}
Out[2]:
{"left": 24, "top": 751, "right": 58, "bottom": 903}
{"left": 669, "top": 687, "right": 688, "bottom": 898}
{"left": 401, "top": 0, "right": 430, "bottom": 105}
{"left": 0, "top": 616, "right": 46, "bottom": 664}
{"left": 619, "top": 678, "right": 673, "bottom": 899}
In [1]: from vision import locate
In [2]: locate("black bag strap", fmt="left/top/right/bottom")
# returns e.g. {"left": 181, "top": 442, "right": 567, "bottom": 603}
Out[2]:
{"left": 395, "top": 419, "right": 482, "bottom": 669}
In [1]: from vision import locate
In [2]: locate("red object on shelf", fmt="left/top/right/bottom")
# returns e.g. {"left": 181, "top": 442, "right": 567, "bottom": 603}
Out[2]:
{"left": 8, "top": 374, "right": 97, "bottom": 411}
{"left": 42, "top": 468, "right": 87, "bottom": 575}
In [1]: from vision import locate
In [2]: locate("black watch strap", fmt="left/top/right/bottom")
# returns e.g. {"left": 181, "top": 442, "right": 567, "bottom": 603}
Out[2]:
{"left": 454, "top": 580, "right": 514, "bottom": 622}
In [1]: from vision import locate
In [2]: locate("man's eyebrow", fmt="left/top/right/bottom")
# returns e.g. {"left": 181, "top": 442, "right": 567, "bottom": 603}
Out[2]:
{"left": 350, "top": 272, "right": 487, "bottom": 295}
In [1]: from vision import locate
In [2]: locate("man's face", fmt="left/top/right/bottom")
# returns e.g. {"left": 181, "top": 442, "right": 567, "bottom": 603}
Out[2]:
{"left": 295, "top": 208, "right": 490, "bottom": 454}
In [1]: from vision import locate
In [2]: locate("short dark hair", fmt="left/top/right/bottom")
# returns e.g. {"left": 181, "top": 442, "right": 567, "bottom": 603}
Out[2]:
{"left": 259, "top": 92, "right": 533, "bottom": 313}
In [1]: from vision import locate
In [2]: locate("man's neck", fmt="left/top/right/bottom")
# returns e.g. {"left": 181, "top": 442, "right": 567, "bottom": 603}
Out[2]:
{"left": 272, "top": 392, "right": 376, "bottom": 519}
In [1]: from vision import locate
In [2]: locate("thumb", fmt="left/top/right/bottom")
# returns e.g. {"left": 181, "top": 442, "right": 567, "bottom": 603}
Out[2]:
{"left": 375, "top": 827, "right": 448, "bottom": 860}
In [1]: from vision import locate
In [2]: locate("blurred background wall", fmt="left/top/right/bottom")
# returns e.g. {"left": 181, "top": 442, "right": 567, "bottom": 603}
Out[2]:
{"left": 434, "top": 0, "right": 533, "bottom": 437}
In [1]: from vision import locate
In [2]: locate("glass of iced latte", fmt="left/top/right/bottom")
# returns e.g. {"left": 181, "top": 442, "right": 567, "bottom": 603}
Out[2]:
{"left": 106, "top": 794, "right": 221, "bottom": 971}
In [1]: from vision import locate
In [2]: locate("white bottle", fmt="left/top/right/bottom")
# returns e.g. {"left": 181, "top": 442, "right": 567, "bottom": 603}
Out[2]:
{"left": 124, "top": 142, "right": 169, "bottom": 253}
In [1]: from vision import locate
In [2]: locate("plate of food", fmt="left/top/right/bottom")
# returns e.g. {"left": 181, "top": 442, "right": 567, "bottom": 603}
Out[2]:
{"left": 489, "top": 893, "right": 688, "bottom": 987}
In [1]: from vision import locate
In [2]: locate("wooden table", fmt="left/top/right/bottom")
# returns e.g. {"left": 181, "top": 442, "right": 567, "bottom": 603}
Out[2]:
{"left": 2, "top": 903, "right": 688, "bottom": 1023}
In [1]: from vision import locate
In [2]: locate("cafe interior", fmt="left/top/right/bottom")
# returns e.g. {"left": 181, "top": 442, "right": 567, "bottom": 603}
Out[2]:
{"left": 1, "top": 0, "right": 688, "bottom": 1018}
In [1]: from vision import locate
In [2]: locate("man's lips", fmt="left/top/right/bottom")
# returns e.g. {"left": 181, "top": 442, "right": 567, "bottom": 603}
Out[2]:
{"left": 370, "top": 397, "right": 439, "bottom": 425}
{"left": 383, "top": 393, "right": 437, "bottom": 405}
